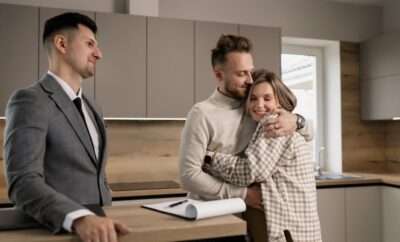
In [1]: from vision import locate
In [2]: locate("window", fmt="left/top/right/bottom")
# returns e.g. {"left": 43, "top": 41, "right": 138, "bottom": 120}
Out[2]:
{"left": 281, "top": 45, "right": 325, "bottom": 169}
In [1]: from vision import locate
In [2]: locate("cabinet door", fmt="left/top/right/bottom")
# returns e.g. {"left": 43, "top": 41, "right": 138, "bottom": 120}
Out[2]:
{"left": 317, "top": 188, "right": 346, "bottom": 242}
{"left": 95, "top": 13, "right": 146, "bottom": 118}
{"left": 0, "top": 4, "right": 38, "bottom": 116}
{"left": 361, "top": 74, "right": 400, "bottom": 120}
{"left": 361, "top": 33, "right": 400, "bottom": 80}
{"left": 147, "top": 17, "right": 194, "bottom": 118}
{"left": 194, "top": 21, "right": 238, "bottom": 102}
{"left": 239, "top": 25, "right": 281, "bottom": 74}
{"left": 345, "top": 186, "right": 382, "bottom": 242}
{"left": 382, "top": 186, "right": 400, "bottom": 242}
{"left": 39, "top": 8, "right": 95, "bottom": 100}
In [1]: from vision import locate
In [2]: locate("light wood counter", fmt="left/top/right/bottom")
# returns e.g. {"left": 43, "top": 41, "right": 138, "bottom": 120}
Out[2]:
{"left": 0, "top": 204, "right": 246, "bottom": 242}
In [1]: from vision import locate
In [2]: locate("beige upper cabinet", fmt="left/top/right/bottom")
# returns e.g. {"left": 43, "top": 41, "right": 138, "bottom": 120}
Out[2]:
{"left": 0, "top": 4, "right": 38, "bottom": 117}
{"left": 147, "top": 17, "right": 194, "bottom": 118}
{"left": 95, "top": 13, "right": 146, "bottom": 118}
{"left": 194, "top": 22, "right": 238, "bottom": 102}
{"left": 361, "top": 33, "right": 400, "bottom": 120}
{"left": 39, "top": 8, "right": 95, "bottom": 100}
{"left": 239, "top": 25, "right": 281, "bottom": 74}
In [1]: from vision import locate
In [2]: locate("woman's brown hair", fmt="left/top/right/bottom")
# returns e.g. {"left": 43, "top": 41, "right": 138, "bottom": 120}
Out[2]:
{"left": 246, "top": 68, "right": 297, "bottom": 112}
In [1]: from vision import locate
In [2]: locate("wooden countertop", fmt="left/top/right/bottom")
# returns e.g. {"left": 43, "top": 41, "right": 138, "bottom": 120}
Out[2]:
{"left": 316, "top": 172, "right": 400, "bottom": 188}
{"left": 0, "top": 204, "right": 246, "bottom": 242}
{"left": 1, "top": 173, "right": 398, "bottom": 207}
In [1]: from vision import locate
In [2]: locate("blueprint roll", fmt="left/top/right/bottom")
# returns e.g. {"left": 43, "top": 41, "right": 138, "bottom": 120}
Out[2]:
{"left": 185, "top": 198, "right": 246, "bottom": 220}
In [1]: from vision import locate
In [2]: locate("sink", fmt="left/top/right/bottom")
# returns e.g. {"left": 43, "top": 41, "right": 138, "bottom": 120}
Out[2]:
{"left": 315, "top": 173, "right": 361, "bottom": 180}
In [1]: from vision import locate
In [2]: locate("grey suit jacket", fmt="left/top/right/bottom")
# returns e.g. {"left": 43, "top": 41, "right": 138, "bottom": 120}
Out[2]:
{"left": 3, "top": 74, "right": 112, "bottom": 233}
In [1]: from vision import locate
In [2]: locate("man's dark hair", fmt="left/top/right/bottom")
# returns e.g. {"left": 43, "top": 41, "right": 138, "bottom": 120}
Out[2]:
{"left": 43, "top": 12, "right": 97, "bottom": 47}
{"left": 211, "top": 34, "right": 252, "bottom": 68}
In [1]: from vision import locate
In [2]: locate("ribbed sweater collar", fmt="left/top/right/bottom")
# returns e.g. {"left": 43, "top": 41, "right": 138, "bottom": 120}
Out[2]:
{"left": 208, "top": 89, "right": 244, "bottom": 110}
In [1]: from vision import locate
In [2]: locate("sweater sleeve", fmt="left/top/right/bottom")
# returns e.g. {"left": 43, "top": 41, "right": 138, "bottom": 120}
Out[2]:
{"left": 179, "top": 105, "right": 247, "bottom": 200}
{"left": 207, "top": 124, "right": 292, "bottom": 186}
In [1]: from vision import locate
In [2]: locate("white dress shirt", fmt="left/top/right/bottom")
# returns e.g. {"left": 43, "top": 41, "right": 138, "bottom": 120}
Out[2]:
{"left": 47, "top": 71, "right": 99, "bottom": 232}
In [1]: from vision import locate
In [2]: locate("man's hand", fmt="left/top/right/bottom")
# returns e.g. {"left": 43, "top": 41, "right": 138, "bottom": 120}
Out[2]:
{"left": 245, "top": 183, "right": 262, "bottom": 210}
{"left": 263, "top": 109, "right": 296, "bottom": 138}
{"left": 73, "top": 215, "right": 132, "bottom": 242}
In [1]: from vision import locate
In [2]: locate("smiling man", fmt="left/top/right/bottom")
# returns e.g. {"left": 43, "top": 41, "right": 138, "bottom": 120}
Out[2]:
{"left": 4, "top": 12, "right": 130, "bottom": 242}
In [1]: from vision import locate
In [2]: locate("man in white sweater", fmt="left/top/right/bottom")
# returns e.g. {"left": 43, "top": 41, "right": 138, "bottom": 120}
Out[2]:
{"left": 179, "top": 34, "right": 312, "bottom": 241}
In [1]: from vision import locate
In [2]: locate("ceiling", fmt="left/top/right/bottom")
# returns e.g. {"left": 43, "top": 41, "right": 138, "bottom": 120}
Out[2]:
{"left": 324, "top": 0, "right": 385, "bottom": 6}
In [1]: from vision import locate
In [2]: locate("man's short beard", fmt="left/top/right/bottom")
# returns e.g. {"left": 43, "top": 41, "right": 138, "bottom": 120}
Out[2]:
{"left": 225, "top": 85, "right": 249, "bottom": 100}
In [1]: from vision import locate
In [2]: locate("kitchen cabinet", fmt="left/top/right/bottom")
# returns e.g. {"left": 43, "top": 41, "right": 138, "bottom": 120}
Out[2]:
{"left": 239, "top": 25, "right": 281, "bottom": 74}
{"left": 361, "top": 33, "right": 400, "bottom": 120}
{"left": 0, "top": 4, "right": 38, "bottom": 117}
{"left": 0, "top": 3, "right": 282, "bottom": 119}
{"left": 317, "top": 188, "right": 346, "bottom": 242}
{"left": 345, "top": 186, "right": 381, "bottom": 242}
{"left": 95, "top": 13, "right": 146, "bottom": 117}
{"left": 147, "top": 17, "right": 194, "bottom": 118}
{"left": 194, "top": 22, "right": 238, "bottom": 102}
{"left": 318, "top": 186, "right": 387, "bottom": 242}
{"left": 382, "top": 186, "right": 400, "bottom": 242}
{"left": 39, "top": 8, "right": 95, "bottom": 100}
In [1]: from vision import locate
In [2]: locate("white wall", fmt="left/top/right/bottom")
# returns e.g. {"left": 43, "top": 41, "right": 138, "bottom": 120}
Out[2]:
{"left": 0, "top": 0, "right": 127, "bottom": 13}
{"left": 158, "top": 0, "right": 382, "bottom": 42}
{"left": 383, "top": 0, "right": 400, "bottom": 33}
{"left": 324, "top": 42, "right": 342, "bottom": 173}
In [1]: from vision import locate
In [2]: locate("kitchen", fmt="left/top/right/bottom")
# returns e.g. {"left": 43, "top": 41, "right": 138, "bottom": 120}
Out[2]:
{"left": 0, "top": 0, "right": 399, "bottom": 241}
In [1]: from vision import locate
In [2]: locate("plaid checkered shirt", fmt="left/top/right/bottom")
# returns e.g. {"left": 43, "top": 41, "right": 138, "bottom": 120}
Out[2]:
{"left": 207, "top": 118, "right": 322, "bottom": 242}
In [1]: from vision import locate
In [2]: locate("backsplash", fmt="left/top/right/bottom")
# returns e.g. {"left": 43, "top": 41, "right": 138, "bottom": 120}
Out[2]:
{"left": 104, "top": 120, "right": 184, "bottom": 183}
{"left": 0, "top": 119, "right": 185, "bottom": 201}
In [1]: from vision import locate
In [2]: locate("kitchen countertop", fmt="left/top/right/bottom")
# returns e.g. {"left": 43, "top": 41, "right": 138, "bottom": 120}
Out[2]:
{"left": 0, "top": 204, "right": 246, "bottom": 242}
{"left": 316, "top": 172, "right": 400, "bottom": 188}
{"left": 1, "top": 173, "right": 399, "bottom": 206}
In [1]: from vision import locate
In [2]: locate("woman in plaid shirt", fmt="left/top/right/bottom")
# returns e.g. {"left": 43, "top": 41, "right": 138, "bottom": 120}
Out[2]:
{"left": 205, "top": 69, "right": 322, "bottom": 242}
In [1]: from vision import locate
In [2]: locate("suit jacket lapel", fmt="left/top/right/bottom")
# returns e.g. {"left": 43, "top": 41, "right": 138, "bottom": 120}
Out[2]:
{"left": 39, "top": 74, "right": 98, "bottom": 167}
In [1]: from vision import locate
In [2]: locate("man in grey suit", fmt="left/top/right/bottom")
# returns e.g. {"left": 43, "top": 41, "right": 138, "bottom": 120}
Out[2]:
{"left": 4, "top": 12, "right": 130, "bottom": 242}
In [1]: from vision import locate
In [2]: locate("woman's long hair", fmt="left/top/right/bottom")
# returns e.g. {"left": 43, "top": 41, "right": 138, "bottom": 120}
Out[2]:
{"left": 246, "top": 68, "right": 297, "bottom": 113}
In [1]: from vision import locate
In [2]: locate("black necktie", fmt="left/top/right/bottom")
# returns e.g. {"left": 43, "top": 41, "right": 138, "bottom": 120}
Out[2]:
{"left": 73, "top": 97, "right": 96, "bottom": 156}
{"left": 73, "top": 97, "right": 86, "bottom": 122}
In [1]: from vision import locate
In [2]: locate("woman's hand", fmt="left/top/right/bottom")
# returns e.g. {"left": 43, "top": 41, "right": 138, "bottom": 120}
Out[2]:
{"left": 263, "top": 109, "right": 296, "bottom": 138}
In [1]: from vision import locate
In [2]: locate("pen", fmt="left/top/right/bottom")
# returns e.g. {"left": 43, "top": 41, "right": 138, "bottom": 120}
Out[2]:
{"left": 168, "top": 199, "right": 188, "bottom": 208}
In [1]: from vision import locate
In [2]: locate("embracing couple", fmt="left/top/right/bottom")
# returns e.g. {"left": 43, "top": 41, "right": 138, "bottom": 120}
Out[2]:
{"left": 179, "top": 34, "right": 322, "bottom": 242}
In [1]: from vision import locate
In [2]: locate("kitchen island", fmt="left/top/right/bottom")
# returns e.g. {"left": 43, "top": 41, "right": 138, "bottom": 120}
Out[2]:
{"left": 0, "top": 204, "right": 246, "bottom": 242}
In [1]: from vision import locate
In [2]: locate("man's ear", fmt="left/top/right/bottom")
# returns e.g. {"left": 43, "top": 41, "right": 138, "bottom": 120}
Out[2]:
{"left": 53, "top": 34, "right": 68, "bottom": 54}
{"left": 213, "top": 67, "right": 224, "bottom": 82}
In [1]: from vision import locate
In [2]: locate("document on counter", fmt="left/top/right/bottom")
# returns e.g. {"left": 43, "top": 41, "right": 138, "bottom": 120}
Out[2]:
{"left": 142, "top": 198, "right": 246, "bottom": 220}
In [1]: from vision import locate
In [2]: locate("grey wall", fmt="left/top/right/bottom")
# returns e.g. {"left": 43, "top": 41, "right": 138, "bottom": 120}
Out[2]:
{"left": 383, "top": 0, "right": 400, "bottom": 33}
{"left": 0, "top": 0, "right": 384, "bottom": 41}
{"left": 0, "top": 0, "right": 127, "bottom": 13}
{"left": 159, "top": 0, "right": 382, "bottom": 42}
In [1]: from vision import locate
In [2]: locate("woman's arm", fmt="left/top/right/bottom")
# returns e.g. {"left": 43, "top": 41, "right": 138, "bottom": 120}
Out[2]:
{"left": 206, "top": 124, "right": 292, "bottom": 186}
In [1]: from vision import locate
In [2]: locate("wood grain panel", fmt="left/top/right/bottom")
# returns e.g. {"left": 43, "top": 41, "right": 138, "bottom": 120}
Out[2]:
{"left": 341, "top": 42, "right": 386, "bottom": 172}
{"left": 105, "top": 120, "right": 184, "bottom": 184}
